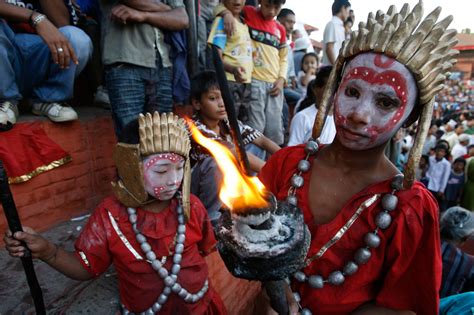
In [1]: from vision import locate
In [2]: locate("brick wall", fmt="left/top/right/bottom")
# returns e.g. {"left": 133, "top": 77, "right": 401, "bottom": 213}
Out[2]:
{"left": 0, "top": 115, "right": 117, "bottom": 235}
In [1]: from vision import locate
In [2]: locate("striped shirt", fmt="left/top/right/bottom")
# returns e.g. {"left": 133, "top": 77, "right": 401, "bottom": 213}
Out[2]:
{"left": 440, "top": 241, "right": 474, "bottom": 298}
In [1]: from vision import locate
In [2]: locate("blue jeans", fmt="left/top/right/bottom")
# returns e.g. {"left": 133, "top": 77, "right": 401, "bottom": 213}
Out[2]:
{"left": 0, "top": 20, "right": 92, "bottom": 103}
{"left": 105, "top": 56, "right": 172, "bottom": 139}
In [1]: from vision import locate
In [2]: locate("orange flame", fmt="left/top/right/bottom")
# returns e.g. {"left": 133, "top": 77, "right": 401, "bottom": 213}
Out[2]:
{"left": 187, "top": 120, "right": 269, "bottom": 212}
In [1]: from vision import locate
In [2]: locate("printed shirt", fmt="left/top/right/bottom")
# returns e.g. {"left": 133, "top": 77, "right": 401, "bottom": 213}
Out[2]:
{"left": 242, "top": 5, "right": 288, "bottom": 83}
{"left": 259, "top": 145, "right": 441, "bottom": 315}
{"left": 190, "top": 117, "right": 262, "bottom": 164}
{"left": 440, "top": 241, "right": 474, "bottom": 298}
{"left": 6, "top": 0, "right": 79, "bottom": 33}
{"left": 74, "top": 195, "right": 225, "bottom": 314}
{"left": 208, "top": 16, "right": 253, "bottom": 83}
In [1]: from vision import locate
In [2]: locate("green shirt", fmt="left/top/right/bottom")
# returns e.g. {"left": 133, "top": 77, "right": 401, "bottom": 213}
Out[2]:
{"left": 100, "top": 0, "right": 184, "bottom": 68}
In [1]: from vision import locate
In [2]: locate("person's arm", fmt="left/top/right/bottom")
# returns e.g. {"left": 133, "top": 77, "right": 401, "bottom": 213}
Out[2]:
{"left": 213, "top": 3, "right": 235, "bottom": 36}
{"left": 440, "top": 165, "right": 451, "bottom": 193}
{"left": 301, "top": 69, "right": 316, "bottom": 87}
{"left": 0, "top": 2, "right": 78, "bottom": 69}
{"left": 3, "top": 227, "right": 92, "bottom": 281}
{"left": 252, "top": 135, "right": 281, "bottom": 155}
{"left": 38, "top": 0, "right": 70, "bottom": 27}
{"left": 120, "top": 0, "right": 171, "bottom": 12}
{"left": 248, "top": 151, "right": 265, "bottom": 173}
{"left": 270, "top": 42, "right": 288, "bottom": 97}
{"left": 111, "top": 4, "right": 188, "bottom": 30}
{"left": 326, "top": 42, "right": 336, "bottom": 65}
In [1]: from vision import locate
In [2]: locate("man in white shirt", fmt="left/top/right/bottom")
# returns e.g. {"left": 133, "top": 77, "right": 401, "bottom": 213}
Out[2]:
{"left": 322, "top": 0, "right": 351, "bottom": 65}
{"left": 288, "top": 66, "right": 335, "bottom": 145}
{"left": 426, "top": 145, "right": 452, "bottom": 209}
{"left": 451, "top": 134, "right": 470, "bottom": 160}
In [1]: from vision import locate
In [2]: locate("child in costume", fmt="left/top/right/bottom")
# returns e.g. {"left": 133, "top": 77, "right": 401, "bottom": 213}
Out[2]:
{"left": 4, "top": 112, "right": 226, "bottom": 314}
{"left": 258, "top": 1, "right": 458, "bottom": 314}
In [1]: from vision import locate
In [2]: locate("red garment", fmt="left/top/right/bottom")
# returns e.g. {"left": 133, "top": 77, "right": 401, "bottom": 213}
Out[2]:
{"left": 259, "top": 145, "right": 442, "bottom": 315}
{"left": 74, "top": 195, "right": 226, "bottom": 314}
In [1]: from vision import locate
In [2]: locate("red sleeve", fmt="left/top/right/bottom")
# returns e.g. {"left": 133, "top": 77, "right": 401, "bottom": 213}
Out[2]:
{"left": 74, "top": 200, "right": 113, "bottom": 278}
{"left": 191, "top": 195, "right": 217, "bottom": 255}
{"left": 375, "top": 184, "right": 441, "bottom": 314}
{"left": 278, "top": 23, "right": 287, "bottom": 46}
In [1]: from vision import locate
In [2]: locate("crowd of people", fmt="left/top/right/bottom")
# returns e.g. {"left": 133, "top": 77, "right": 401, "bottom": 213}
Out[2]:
{"left": 1, "top": 0, "right": 474, "bottom": 314}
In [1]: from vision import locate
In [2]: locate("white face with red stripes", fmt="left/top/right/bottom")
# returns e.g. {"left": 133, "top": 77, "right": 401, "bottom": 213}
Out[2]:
{"left": 334, "top": 53, "right": 417, "bottom": 150}
{"left": 142, "top": 153, "right": 185, "bottom": 200}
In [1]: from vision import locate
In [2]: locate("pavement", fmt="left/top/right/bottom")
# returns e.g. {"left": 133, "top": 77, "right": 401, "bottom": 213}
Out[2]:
{"left": 0, "top": 215, "right": 120, "bottom": 315}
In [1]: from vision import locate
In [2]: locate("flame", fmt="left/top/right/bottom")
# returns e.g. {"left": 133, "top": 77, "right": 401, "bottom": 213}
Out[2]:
{"left": 187, "top": 120, "right": 269, "bottom": 212}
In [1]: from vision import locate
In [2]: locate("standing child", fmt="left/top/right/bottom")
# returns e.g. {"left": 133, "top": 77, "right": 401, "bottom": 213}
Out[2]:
{"left": 416, "top": 154, "right": 430, "bottom": 187}
{"left": 296, "top": 52, "right": 319, "bottom": 96}
{"left": 444, "top": 158, "right": 466, "bottom": 209}
{"left": 4, "top": 112, "right": 226, "bottom": 314}
{"left": 207, "top": 0, "right": 253, "bottom": 120}
{"left": 218, "top": 0, "right": 289, "bottom": 145}
{"left": 189, "top": 71, "right": 280, "bottom": 224}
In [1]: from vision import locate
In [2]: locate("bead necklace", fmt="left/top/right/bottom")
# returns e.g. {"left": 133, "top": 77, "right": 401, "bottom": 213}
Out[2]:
{"left": 123, "top": 194, "right": 209, "bottom": 315}
{"left": 286, "top": 140, "right": 403, "bottom": 315}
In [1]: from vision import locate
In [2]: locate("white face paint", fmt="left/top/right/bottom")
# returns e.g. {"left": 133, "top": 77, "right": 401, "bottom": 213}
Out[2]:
{"left": 142, "top": 153, "right": 185, "bottom": 201}
{"left": 333, "top": 52, "right": 417, "bottom": 150}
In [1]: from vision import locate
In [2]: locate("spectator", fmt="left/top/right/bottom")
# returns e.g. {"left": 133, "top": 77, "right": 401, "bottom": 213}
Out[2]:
{"left": 442, "top": 120, "right": 463, "bottom": 150}
{"left": 218, "top": 0, "right": 289, "bottom": 145}
{"left": 423, "top": 124, "right": 438, "bottom": 155}
{"left": 427, "top": 144, "right": 452, "bottom": 211}
{"left": 0, "top": 1, "right": 92, "bottom": 125}
{"left": 463, "top": 144, "right": 474, "bottom": 160}
{"left": 439, "top": 207, "right": 474, "bottom": 298}
{"left": 343, "top": 18, "right": 353, "bottom": 40}
{"left": 296, "top": 52, "right": 318, "bottom": 95}
{"left": 189, "top": 71, "right": 280, "bottom": 224}
{"left": 198, "top": 0, "right": 219, "bottom": 69}
{"left": 415, "top": 154, "right": 430, "bottom": 187}
{"left": 451, "top": 134, "right": 470, "bottom": 160}
{"left": 288, "top": 66, "right": 335, "bottom": 146}
{"left": 322, "top": 0, "right": 350, "bottom": 65}
{"left": 207, "top": 0, "right": 253, "bottom": 120}
{"left": 444, "top": 158, "right": 466, "bottom": 210}
{"left": 461, "top": 156, "right": 474, "bottom": 211}
{"left": 99, "top": 0, "right": 189, "bottom": 139}
{"left": 293, "top": 37, "right": 310, "bottom": 80}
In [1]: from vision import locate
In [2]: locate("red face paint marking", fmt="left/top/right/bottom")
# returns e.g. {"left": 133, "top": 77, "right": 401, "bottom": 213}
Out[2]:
{"left": 335, "top": 66, "right": 408, "bottom": 143}
{"left": 374, "top": 54, "right": 395, "bottom": 69}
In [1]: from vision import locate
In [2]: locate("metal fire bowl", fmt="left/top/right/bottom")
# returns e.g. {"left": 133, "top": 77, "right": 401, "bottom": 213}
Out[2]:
{"left": 216, "top": 200, "right": 310, "bottom": 281}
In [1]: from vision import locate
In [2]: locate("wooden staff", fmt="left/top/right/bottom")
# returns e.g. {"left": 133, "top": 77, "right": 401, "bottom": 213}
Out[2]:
{"left": 0, "top": 160, "right": 45, "bottom": 314}
{"left": 211, "top": 45, "right": 252, "bottom": 175}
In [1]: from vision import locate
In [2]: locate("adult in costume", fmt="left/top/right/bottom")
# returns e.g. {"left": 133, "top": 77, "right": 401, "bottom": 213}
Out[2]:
{"left": 259, "top": 1, "right": 458, "bottom": 314}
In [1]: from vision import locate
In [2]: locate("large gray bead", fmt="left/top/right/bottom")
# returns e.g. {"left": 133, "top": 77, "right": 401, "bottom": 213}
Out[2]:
{"left": 305, "top": 140, "right": 319, "bottom": 155}
{"left": 176, "top": 233, "right": 186, "bottom": 244}
{"left": 158, "top": 267, "right": 168, "bottom": 278}
{"left": 178, "top": 214, "right": 184, "bottom": 224}
{"left": 145, "top": 309, "right": 154, "bottom": 315}
{"left": 293, "top": 292, "right": 301, "bottom": 303}
{"left": 171, "top": 283, "right": 181, "bottom": 293}
{"left": 173, "top": 254, "right": 182, "bottom": 264}
{"left": 391, "top": 174, "right": 404, "bottom": 191}
{"left": 354, "top": 248, "right": 372, "bottom": 265}
{"left": 171, "top": 264, "right": 181, "bottom": 275}
{"left": 151, "top": 260, "right": 162, "bottom": 271}
{"left": 328, "top": 271, "right": 345, "bottom": 286}
{"left": 286, "top": 195, "right": 298, "bottom": 207}
{"left": 178, "top": 288, "right": 187, "bottom": 298}
{"left": 178, "top": 224, "right": 186, "bottom": 234}
{"left": 146, "top": 251, "right": 156, "bottom": 261}
{"left": 308, "top": 275, "right": 324, "bottom": 289}
{"left": 365, "top": 232, "right": 381, "bottom": 248}
{"left": 291, "top": 175, "right": 304, "bottom": 188}
{"left": 301, "top": 308, "right": 313, "bottom": 315}
{"left": 127, "top": 208, "right": 136, "bottom": 215}
{"left": 381, "top": 194, "right": 398, "bottom": 211}
{"left": 163, "top": 286, "right": 172, "bottom": 295}
{"left": 184, "top": 293, "right": 193, "bottom": 303}
{"left": 152, "top": 303, "right": 162, "bottom": 313}
{"left": 175, "top": 243, "right": 184, "bottom": 254}
{"left": 136, "top": 233, "right": 146, "bottom": 244}
{"left": 129, "top": 213, "right": 137, "bottom": 224}
{"left": 164, "top": 276, "right": 174, "bottom": 287}
{"left": 375, "top": 212, "right": 392, "bottom": 229}
{"left": 158, "top": 294, "right": 168, "bottom": 304}
{"left": 140, "top": 243, "right": 151, "bottom": 253}
{"left": 298, "top": 160, "right": 311, "bottom": 172}
{"left": 294, "top": 271, "right": 307, "bottom": 282}
{"left": 343, "top": 261, "right": 358, "bottom": 276}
